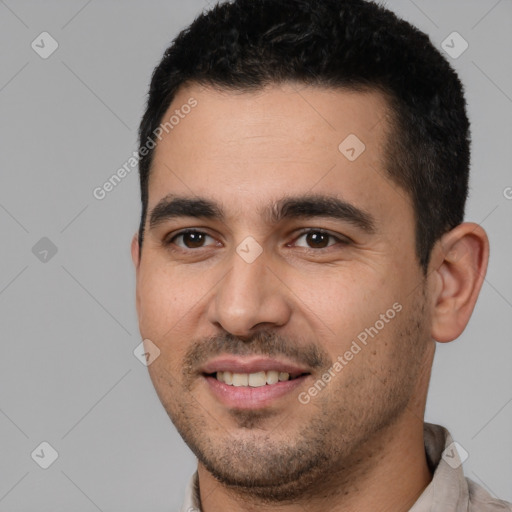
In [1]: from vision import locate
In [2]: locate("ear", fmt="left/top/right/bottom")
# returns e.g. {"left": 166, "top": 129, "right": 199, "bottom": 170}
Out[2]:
{"left": 429, "top": 222, "right": 489, "bottom": 343}
{"left": 131, "top": 232, "right": 140, "bottom": 269}
{"left": 131, "top": 232, "right": 142, "bottom": 320}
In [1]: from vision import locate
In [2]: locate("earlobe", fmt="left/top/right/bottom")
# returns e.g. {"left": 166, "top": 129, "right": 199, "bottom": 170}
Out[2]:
{"left": 131, "top": 232, "right": 140, "bottom": 269}
{"left": 430, "top": 222, "right": 489, "bottom": 343}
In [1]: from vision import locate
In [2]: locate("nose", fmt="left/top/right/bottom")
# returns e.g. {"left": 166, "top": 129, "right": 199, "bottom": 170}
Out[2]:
{"left": 207, "top": 247, "right": 292, "bottom": 337}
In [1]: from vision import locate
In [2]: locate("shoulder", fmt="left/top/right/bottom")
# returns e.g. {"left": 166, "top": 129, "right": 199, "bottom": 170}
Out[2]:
{"left": 467, "top": 477, "right": 512, "bottom": 511}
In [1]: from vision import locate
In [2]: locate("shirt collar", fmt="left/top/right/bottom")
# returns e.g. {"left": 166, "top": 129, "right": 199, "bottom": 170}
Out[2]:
{"left": 409, "top": 422, "right": 469, "bottom": 511}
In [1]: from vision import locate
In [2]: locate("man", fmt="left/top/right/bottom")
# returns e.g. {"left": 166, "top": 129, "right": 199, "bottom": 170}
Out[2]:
{"left": 131, "top": 0, "right": 511, "bottom": 510}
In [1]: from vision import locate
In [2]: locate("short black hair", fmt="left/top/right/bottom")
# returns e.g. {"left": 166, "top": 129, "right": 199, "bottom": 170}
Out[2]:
{"left": 138, "top": 0, "right": 470, "bottom": 273}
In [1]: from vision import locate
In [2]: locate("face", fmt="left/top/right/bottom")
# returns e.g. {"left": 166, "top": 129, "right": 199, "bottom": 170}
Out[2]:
{"left": 132, "top": 83, "right": 434, "bottom": 500}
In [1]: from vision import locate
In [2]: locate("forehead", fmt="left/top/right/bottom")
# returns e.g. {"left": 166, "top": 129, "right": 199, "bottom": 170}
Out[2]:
{"left": 147, "top": 82, "right": 411, "bottom": 227}
{"left": 155, "top": 81, "right": 389, "bottom": 159}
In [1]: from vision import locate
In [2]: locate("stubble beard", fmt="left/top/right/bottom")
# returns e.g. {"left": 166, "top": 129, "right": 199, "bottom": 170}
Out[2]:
{"left": 157, "top": 288, "right": 430, "bottom": 503}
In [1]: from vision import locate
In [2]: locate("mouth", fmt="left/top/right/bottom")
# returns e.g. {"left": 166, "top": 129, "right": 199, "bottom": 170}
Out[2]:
{"left": 199, "top": 356, "right": 313, "bottom": 409}
{"left": 201, "top": 364, "right": 311, "bottom": 409}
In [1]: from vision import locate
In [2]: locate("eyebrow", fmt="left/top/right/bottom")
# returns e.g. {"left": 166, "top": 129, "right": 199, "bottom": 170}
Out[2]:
{"left": 266, "top": 194, "right": 376, "bottom": 233}
{"left": 149, "top": 193, "right": 376, "bottom": 234}
{"left": 149, "top": 195, "right": 224, "bottom": 229}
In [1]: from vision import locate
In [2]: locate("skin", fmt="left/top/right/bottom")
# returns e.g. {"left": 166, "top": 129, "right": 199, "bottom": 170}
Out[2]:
{"left": 131, "top": 82, "right": 489, "bottom": 511}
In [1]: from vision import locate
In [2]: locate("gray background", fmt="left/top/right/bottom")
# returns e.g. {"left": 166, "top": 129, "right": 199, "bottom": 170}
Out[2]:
{"left": 0, "top": 0, "right": 510, "bottom": 510}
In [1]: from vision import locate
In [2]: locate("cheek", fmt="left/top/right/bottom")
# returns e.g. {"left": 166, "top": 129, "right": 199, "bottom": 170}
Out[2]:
{"left": 136, "top": 261, "right": 195, "bottom": 341}
{"left": 292, "top": 267, "right": 395, "bottom": 343}
{"left": 136, "top": 266, "right": 194, "bottom": 386}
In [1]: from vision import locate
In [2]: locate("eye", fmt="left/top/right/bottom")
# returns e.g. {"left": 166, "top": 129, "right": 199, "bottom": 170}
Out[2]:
{"left": 292, "top": 229, "right": 349, "bottom": 250}
{"left": 166, "top": 229, "right": 218, "bottom": 250}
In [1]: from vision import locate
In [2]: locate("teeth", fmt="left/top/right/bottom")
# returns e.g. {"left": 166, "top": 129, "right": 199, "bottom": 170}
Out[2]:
{"left": 248, "top": 371, "right": 267, "bottom": 387}
{"left": 214, "top": 370, "right": 302, "bottom": 386}
{"left": 266, "top": 370, "right": 279, "bottom": 385}
{"left": 232, "top": 373, "right": 249, "bottom": 386}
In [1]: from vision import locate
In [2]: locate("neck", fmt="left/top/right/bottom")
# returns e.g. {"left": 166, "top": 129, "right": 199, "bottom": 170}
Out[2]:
{"left": 197, "top": 413, "right": 432, "bottom": 512}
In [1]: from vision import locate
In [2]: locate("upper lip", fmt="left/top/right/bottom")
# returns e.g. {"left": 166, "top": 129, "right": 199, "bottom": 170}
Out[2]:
{"left": 201, "top": 356, "right": 311, "bottom": 375}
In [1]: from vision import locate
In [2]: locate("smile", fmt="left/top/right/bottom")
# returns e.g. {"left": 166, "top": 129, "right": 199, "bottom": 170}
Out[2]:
{"left": 210, "top": 370, "right": 307, "bottom": 387}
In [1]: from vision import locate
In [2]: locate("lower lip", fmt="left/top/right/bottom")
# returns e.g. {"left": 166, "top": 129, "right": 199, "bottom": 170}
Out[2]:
{"left": 203, "top": 374, "right": 310, "bottom": 409}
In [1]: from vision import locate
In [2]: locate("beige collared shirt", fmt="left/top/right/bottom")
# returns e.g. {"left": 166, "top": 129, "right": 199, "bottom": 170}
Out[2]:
{"left": 179, "top": 422, "right": 512, "bottom": 511}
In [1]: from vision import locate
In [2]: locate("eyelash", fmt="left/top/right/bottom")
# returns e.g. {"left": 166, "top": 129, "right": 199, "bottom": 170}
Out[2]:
{"left": 164, "top": 228, "right": 350, "bottom": 251}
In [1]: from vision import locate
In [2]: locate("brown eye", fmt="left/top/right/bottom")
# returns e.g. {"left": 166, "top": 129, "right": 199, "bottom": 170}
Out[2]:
{"left": 304, "top": 231, "right": 330, "bottom": 248}
{"left": 169, "top": 230, "right": 215, "bottom": 249}
{"left": 293, "top": 229, "right": 348, "bottom": 250}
